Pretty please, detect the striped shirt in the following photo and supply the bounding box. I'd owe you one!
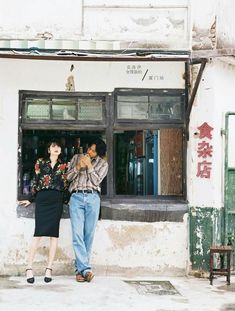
[66,154,108,193]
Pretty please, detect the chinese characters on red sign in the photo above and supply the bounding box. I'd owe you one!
[196,122,214,179]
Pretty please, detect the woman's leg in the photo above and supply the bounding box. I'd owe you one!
[45,237,58,277]
[26,236,41,277]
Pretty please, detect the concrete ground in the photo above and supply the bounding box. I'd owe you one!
[0,274,235,311]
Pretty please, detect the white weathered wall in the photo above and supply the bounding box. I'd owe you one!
[0,0,83,39]
[191,0,235,50]
[191,0,217,50]
[83,0,189,49]
[1,0,235,51]
[216,0,235,48]
[188,58,235,208]
[0,57,188,276]
[0,0,190,50]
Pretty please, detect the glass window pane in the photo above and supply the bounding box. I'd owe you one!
[149,96,182,120]
[52,99,76,120]
[114,129,183,196]
[78,98,103,120]
[25,99,50,120]
[117,96,148,119]
[117,94,183,121]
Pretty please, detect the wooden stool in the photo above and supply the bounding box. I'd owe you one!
[209,245,232,285]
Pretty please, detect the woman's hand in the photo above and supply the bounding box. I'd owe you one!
[18,200,31,207]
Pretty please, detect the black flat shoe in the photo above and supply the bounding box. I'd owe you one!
[44,267,52,283]
[26,268,35,284]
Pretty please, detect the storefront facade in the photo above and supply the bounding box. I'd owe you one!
[0,56,189,275]
[1,0,235,276]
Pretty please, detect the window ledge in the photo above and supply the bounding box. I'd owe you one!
[100,200,188,222]
[17,200,188,222]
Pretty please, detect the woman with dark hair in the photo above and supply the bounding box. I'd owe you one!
[19,140,67,284]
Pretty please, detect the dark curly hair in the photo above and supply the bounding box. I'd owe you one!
[88,138,107,158]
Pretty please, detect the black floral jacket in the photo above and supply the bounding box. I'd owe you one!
[29,158,68,201]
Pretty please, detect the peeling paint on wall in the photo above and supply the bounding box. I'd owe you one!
[190,207,223,271]
[0,0,83,40]
[192,19,216,50]
[84,6,189,49]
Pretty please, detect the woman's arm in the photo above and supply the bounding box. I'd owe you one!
[18,159,42,207]
[29,158,42,202]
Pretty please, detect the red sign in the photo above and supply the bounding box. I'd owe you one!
[197,122,214,140]
[197,141,213,158]
[196,161,212,178]
[196,122,214,179]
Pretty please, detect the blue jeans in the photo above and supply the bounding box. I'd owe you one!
[69,192,100,277]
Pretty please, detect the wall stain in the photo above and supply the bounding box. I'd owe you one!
[107,225,155,249]
[131,17,157,27]
[37,246,49,257]
[37,247,69,261]
[54,247,70,261]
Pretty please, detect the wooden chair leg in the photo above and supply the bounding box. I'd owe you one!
[220,254,224,269]
[227,253,231,285]
[209,252,214,285]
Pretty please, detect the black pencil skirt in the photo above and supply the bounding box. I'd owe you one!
[34,190,63,238]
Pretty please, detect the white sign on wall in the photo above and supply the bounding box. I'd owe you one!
[0,58,185,94]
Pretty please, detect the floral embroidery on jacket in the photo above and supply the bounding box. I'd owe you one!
[31,158,68,195]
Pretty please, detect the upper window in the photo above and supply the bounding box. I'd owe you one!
[115,89,184,122]
[23,95,105,122]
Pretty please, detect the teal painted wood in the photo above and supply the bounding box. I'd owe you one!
[189,207,222,271]
[224,113,235,267]
[227,170,235,212]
